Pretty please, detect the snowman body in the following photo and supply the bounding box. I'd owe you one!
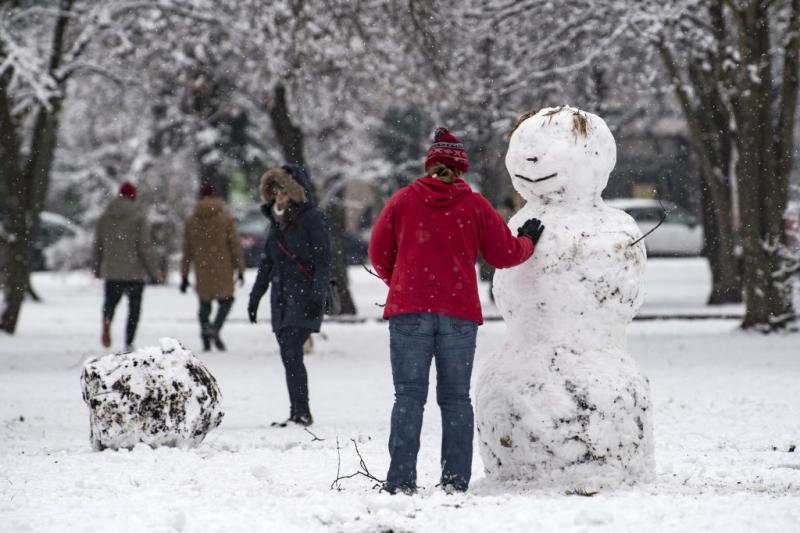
[476,107,654,489]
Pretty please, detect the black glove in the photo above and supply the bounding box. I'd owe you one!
[303,299,323,320]
[517,218,545,245]
[179,276,189,294]
[248,301,258,324]
[237,272,245,287]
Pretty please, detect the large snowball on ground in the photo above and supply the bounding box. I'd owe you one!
[81,338,223,451]
[476,106,653,490]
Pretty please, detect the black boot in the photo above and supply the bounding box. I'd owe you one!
[291,403,313,426]
[291,412,313,426]
[201,334,211,352]
[211,330,226,351]
[211,297,233,352]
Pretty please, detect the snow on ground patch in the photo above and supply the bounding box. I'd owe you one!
[0,265,798,532]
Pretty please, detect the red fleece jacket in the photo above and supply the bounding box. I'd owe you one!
[368,176,534,324]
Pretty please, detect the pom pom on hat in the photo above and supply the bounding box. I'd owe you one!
[434,127,451,142]
[118,181,138,200]
[425,127,469,173]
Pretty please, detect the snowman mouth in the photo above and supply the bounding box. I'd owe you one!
[515,172,558,183]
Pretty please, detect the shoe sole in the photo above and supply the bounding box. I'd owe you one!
[270,420,312,427]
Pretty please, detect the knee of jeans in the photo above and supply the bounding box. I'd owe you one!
[394,382,429,404]
[436,387,471,406]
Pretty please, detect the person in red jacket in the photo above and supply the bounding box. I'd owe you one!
[369,127,545,494]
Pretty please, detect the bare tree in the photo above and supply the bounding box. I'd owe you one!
[652,1,743,304]
[0,0,201,333]
[640,0,800,329]
[1,0,75,333]
[731,0,800,329]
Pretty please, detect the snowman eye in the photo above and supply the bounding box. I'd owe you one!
[527,157,539,163]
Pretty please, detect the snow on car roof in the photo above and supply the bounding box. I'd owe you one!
[604,198,678,210]
[39,210,78,229]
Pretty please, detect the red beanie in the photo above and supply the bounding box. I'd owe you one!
[425,127,469,174]
[118,181,137,200]
[200,183,217,198]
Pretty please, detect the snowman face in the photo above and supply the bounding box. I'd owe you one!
[506,107,616,203]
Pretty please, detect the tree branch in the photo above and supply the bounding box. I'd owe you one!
[499,20,630,98]
[330,437,384,491]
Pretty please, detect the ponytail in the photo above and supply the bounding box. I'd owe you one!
[427,164,463,184]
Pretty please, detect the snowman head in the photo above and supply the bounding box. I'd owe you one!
[506,106,616,205]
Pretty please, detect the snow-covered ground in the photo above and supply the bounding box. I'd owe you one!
[1,258,798,532]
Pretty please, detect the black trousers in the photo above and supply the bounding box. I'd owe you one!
[198,296,234,336]
[276,326,313,416]
[102,280,144,346]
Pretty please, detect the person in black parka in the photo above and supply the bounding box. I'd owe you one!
[248,164,332,427]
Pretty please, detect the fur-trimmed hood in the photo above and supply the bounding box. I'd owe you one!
[259,164,314,206]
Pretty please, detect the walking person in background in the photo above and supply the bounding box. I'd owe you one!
[248,164,331,427]
[368,128,545,494]
[93,181,164,351]
[180,184,246,351]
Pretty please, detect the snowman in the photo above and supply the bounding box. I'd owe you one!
[475,106,654,489]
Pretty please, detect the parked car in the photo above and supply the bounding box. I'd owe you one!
[605,198,704,257]
[236,207,369,268]
[34,211,92,271]
[237,208,270,268]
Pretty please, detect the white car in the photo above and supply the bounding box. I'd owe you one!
[605,198,704,257]
[36,211,92,271]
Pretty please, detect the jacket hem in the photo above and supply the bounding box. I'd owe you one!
[382,306,483,326]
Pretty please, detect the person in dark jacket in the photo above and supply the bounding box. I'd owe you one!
[368,128,545,494]
[248,164,331,427]
[93,181,164,351]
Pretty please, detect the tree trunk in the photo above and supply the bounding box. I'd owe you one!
[0,48,28,333]
[656,1,743,305]
[733,0,797,330]
[696,117,741,305]
[325,176,357,315]
[0,1,73,333]
[701,181,742,304]
[268,83,306,167]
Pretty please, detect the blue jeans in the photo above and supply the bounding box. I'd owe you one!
[386,313,479,492]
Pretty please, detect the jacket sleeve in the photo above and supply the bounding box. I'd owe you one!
[249,235,273,305]
[367,192,399,285]
[137,216,162,279]
[306,210,332,303]
[180,220,193,279]
[477,195,534,269]
[227,216,246,274]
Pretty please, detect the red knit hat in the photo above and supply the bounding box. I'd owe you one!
[118,181,137,200]
[425,127,469,174]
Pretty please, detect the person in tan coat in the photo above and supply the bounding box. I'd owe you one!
[93,181,164,351]
[180,184,246,351]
